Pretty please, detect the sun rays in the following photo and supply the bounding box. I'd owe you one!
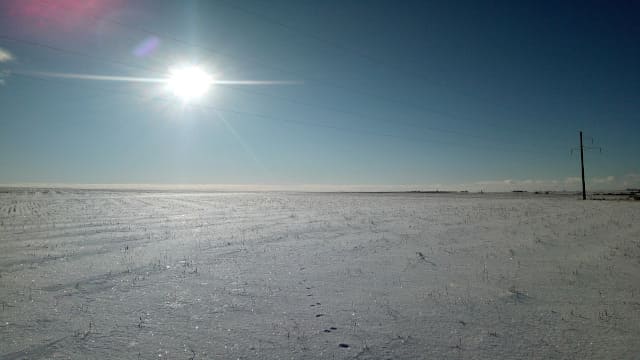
[11,66,299,104]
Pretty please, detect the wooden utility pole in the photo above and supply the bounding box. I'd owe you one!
[572,131,602,200]
[580,131,586,200]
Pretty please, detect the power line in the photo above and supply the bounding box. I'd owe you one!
[222,85,549,147]
[210,0,573,141]
[32,0,571,143]
[0,33,565,152]
[215,0,445,86]
[9,70,557,159]
[0,35,156,74]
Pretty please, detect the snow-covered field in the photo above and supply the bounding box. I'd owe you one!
[1,189,639,359]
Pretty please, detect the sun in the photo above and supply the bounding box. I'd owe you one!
[166,65,212,102]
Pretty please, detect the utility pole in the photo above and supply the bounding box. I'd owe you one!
[580,131,586,200]
[571,131,602,200]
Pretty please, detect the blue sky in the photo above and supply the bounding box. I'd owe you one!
[0,0,638,190]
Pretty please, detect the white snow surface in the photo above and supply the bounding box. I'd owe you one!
[0,189,639,358]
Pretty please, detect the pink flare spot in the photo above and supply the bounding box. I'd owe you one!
[1,0,123,32]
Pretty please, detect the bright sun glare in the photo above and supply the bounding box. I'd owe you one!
[166,65,212,102]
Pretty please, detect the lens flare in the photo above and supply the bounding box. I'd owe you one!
[133,36,160,57]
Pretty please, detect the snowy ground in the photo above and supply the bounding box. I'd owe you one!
[1,189,639,359]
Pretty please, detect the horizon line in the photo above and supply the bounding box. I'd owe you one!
[0,182,633,193]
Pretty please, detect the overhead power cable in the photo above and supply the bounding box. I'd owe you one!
[33,0,571,144]
[10,69,560,160]
[0,33,564,152]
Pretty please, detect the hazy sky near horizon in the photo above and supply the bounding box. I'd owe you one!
[0,0,638,190]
